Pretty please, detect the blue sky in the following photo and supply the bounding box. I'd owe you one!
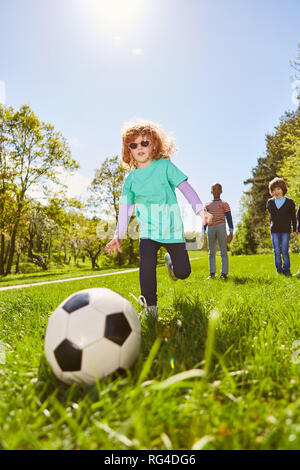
[0,0,299,227]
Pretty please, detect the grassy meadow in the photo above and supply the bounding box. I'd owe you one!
[0,252,299,450]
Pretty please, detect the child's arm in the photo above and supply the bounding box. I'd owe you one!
[106,204,134,255]
[116,204,135,239]
[225,211,234,243]
[291,200,297,238]
[177,180,213,225]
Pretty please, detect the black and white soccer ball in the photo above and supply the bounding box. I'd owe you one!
[44,288,141,385]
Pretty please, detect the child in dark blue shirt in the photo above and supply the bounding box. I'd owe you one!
[266,178,297,276]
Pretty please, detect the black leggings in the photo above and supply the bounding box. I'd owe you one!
[139,238,191,306]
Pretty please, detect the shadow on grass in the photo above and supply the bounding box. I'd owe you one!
[230,275,273,285]
[160,293,255,379]
[36,353,131,405]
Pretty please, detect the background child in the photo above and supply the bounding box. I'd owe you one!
[204,183,234,279]
[106,119,212,318]
[266,177,297,276]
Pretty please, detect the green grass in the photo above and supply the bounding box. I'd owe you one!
[0,251,203,288]
[0,253,299,450]
[0,263,142,288]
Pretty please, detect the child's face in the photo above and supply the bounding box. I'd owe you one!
[128,134,154,168]
[211,185,222,199]
[271,186,284,198]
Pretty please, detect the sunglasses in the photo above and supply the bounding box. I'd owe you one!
[128,140,151,150]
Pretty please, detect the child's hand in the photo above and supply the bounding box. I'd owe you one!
[293,232,298,239]
[227,233,233,243]
[106,236,122,255]
[198,210,213,226]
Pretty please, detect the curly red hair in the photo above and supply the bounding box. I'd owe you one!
[121,119,177,169]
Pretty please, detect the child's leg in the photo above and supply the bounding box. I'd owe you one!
[139,238,161,306]
[281,232,291,274]
[207,226,217,274]
[165,242,191,279]
[216,224,228,274]
[271,233,283,273]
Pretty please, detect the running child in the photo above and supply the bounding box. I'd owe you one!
[266,177,297,276]
[106,119,212,318]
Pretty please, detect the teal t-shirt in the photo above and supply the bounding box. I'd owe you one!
[120,158,188,243]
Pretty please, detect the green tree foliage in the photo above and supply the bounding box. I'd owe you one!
[279,134,300,203]
[81,218,106,269]
[230,212,259,255]
[88,155,126,224]
[0,104,79,275]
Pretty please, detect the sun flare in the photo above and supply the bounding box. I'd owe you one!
[90,0,141,28]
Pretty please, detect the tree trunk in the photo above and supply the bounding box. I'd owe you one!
[5,202,23,275]
[4,242,10,265]
[15,253,20,274]
[28,249,48,270]
[128,238,134,265]
[26,236,48,270]
[47,235,52,262]
[0,233,5,275]
[88,253,97,269]
[5,224,18,275]
[87,246,102,269]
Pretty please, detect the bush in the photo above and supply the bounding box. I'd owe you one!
[230,215,258,255]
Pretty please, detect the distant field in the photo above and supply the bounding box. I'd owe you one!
[0,253,299,450]
[0,252,204,288]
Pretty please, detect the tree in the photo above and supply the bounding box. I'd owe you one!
[88,156,128,265]
[0,104,79,275]
[279,132,300,203]
[88,155,126,224]
[67,212,87,264]
[81,218,105,269]
[24,201,50,270]
[230,212,259,255]
[44,194,83,264]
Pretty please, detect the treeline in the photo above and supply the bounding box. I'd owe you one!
[0,104,140,276]
[231,45,300,255]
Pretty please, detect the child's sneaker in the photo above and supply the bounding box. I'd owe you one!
[144,305,159,319]
[164,253,178,281]
[130,294,158,319]
[206,273,216,280]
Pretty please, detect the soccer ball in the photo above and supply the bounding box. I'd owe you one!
[44,288,141,385]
